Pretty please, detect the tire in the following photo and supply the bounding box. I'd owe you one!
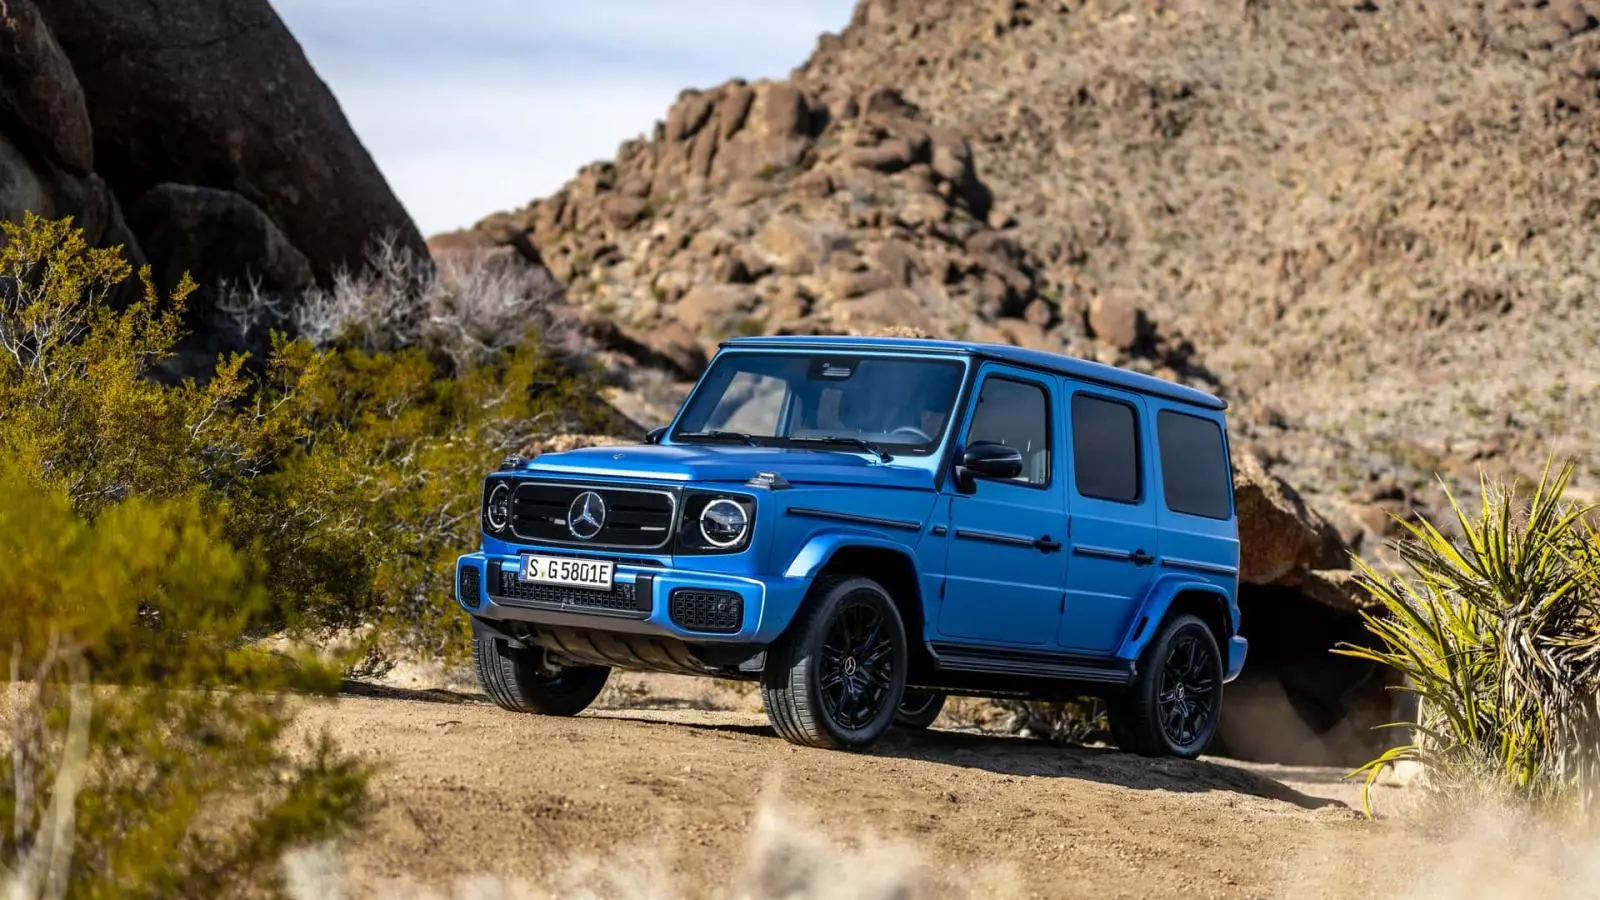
[472,637,610,716]
[894,689,946,730]
[1107,613,1224,759]
[761,575,909,750]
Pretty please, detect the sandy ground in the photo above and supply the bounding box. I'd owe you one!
[285,672,1481,900]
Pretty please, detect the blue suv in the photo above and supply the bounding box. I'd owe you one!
[456,335,1246,757]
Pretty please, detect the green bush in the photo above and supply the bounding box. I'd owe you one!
[1338,459,1600,817]
[0,212,622,662]
[0,469,368,898]
[0,211,624,895]
[253,338,621,659]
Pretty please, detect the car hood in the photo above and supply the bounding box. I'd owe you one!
[521,443,938,490]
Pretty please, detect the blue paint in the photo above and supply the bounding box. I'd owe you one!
[458,336,1246,746]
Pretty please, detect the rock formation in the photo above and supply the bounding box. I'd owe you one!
[0,0,424,358]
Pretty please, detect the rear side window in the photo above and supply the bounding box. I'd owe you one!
[1071,394,1140,503]
[1156,410,1231,519]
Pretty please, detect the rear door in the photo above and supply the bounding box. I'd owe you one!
[1057,384,1161,654]
[937,364,1066,646]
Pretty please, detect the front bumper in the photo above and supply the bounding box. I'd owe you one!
[455,551,803,644]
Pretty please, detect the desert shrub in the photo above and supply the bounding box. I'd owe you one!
[0,212,322,518]
[220,236,567,372]
[0,213,625,664]
[1338,459,1600,817]
[252,338,623,660]
[0,468,368,899]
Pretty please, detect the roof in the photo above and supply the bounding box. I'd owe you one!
[719,334,1227,411]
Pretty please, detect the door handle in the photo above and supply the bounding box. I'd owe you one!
[1131,549,1155,567]
[1034,535,1062,553]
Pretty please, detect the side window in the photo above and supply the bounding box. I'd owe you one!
[967,376,1050,485]
[1157,409,1231,519]
[1071,394,1141,503]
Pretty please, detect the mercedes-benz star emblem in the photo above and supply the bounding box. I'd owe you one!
[566,491,606,540]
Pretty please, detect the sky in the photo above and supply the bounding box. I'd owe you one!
[270,1,857,237]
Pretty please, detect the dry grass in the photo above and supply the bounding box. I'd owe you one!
[218,239,567,373]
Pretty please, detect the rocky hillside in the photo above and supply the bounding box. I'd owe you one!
[0,0,425,354]
[456,0,1600,566]
[443,0,1600,761]
[796,0,1600,531]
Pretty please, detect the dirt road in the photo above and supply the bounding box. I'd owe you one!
[283,672,1510,900]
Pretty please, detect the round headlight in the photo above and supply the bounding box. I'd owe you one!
[485,483,511,532]
[699,498,749,548]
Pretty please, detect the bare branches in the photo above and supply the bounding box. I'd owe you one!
[4,635,92,900]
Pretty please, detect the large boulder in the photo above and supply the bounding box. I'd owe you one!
[126,184,315,296]
[1232,446,1348,586]
[0,130,141,265]
[0,0,94,174]
[35,0,427,282]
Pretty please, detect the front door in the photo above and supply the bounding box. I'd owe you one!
[937,365,1066,646]
[1057,384,1160,654]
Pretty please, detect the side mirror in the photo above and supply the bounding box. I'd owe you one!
[645,425,668,445]
[956,441,1023,492]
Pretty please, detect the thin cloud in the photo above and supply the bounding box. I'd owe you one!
[271,0,856,235]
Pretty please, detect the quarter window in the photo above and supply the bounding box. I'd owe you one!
[967,377,1051,485]
[1156,410,1231,519]
[1071,394,1141,503]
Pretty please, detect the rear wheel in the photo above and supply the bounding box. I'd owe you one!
[472,637,610,716]
[761,576,908,750]
[1107,614,1223,758]
[894,689,946,730]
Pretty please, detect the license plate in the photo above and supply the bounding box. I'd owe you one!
[518,555,613,591]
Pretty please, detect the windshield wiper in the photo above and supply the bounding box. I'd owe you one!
[789,436,893,462]
[677,429,762,447]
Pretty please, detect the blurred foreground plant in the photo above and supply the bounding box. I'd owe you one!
[1338,458,1600,817]
[0,471,368,898]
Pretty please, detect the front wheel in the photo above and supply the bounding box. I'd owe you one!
[894,689,946,730]
[761,575,909,750]
[1107,614,1223,758]
[472,637,610,716]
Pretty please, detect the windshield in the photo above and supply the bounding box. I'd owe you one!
[671,352,966,456]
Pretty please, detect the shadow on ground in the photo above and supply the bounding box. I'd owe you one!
[339,680,1346,812]
[340,680,485,705]
[594,707,1345,812]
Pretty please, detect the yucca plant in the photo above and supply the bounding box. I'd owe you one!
[1338,458,1600,817]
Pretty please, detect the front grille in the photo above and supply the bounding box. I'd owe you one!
[510,481,677,549]
[669,589,743,634]
[458,565,481,609]
[490,566,650,617]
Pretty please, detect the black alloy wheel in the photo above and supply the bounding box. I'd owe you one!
[473,637,611,717]
[761,575,908,750]
[894,689,947,730]
[1157,633,1218,748]
[1107,613,1224,758]
[818,600,897,730]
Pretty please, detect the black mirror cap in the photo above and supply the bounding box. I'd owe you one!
[645,425,668,445]
[961,441,1023,479]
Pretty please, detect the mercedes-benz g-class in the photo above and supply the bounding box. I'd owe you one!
[456,335,1245,756]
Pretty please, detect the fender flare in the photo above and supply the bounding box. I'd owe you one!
[782,528,923,581]
[1115,573,1237,664]
[753,529,925,642]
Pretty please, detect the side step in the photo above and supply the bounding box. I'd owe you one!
[929,641,1135,686]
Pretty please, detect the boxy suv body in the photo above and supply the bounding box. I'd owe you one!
[456,335,1246,756]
